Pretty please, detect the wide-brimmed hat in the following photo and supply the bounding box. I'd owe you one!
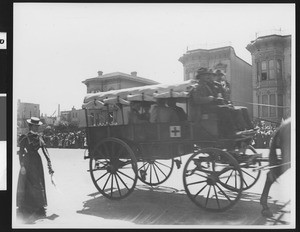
[195,67,215,79]
[214,69,225,76]
[26,117,43,126]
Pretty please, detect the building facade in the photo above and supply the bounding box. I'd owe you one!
[82,71,158,94]
[178,46,253,117]
[60,107,86,128]
[17,99,40,134]
[81,71,159,127]
[246,34,291,123]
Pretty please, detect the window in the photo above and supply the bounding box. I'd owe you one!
[261,61,267,81]
[269,94,276,117]
[269,60,275,79]
[276,59,282,79]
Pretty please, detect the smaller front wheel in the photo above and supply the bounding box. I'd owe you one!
[137,158,174,186]
[183,148,243,212]
[233,145,262,190]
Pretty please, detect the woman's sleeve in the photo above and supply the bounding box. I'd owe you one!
[40,136,54,175]
[18,135,26,166]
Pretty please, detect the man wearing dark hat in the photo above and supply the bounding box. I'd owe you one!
[213,69,256,131]
[213,69,231,102]
[17,117,55,222]
[191,67,241,138]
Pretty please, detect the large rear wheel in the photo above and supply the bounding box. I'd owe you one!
[89,138,138,200]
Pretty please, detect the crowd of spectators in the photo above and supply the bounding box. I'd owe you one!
[251,120,278,148]
[42,130,86,149]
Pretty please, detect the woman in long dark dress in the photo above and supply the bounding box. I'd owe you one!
[17,117,55,220]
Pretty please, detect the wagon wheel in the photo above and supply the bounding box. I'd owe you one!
[137,158,174,186]
[183,148,243,212]
[89,138,138,200]
[234,145,262,190]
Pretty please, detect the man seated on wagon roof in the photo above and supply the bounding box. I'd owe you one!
[191,67,248,139]
[213,69,255,131]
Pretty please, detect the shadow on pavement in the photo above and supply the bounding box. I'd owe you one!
[77,185,287,226]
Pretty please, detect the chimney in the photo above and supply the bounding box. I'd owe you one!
[131,71,137,77]
[98,71,103,76]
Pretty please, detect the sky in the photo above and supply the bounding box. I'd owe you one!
[13,3,295,116]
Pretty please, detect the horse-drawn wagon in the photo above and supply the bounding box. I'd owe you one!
[82,80,266,212]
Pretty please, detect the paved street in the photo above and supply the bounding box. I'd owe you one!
[12,148,294,228]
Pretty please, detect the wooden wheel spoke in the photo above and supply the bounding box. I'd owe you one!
[138,162,148,171]
[117,170,135,181]
[192,171,208,179]
[217,180,239,191]
[242,176,249,188]
[144,163,150,173]
[213,185,220,209]
[102,173,112,191]
[110,174,114,197]
[152,163,160,183]
[193,184,208,199]
[150,164,153,183]
[95,171,109,182]
[225,170,234,185]
[155,160,172,169]
[205,185,211,207]
[114,174,122,197]
[153,162,168,178]
[116,172,130,190]
[215,183,232,202]
[187,180,207,186]
[235,170,237,189]
[241,169,256,179]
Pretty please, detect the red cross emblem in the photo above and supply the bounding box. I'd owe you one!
[170,126,181,138]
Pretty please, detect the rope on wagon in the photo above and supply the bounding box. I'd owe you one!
[252,162,291,172]
[231,100,291,108]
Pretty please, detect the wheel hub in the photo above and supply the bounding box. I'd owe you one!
[107,164,117,174]
[207,174,218,185]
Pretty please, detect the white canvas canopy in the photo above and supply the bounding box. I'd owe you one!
[83,80,196,109]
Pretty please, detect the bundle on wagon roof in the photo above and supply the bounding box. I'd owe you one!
[82,80,195,109]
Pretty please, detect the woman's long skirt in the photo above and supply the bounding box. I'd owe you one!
[16,151,47,213]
